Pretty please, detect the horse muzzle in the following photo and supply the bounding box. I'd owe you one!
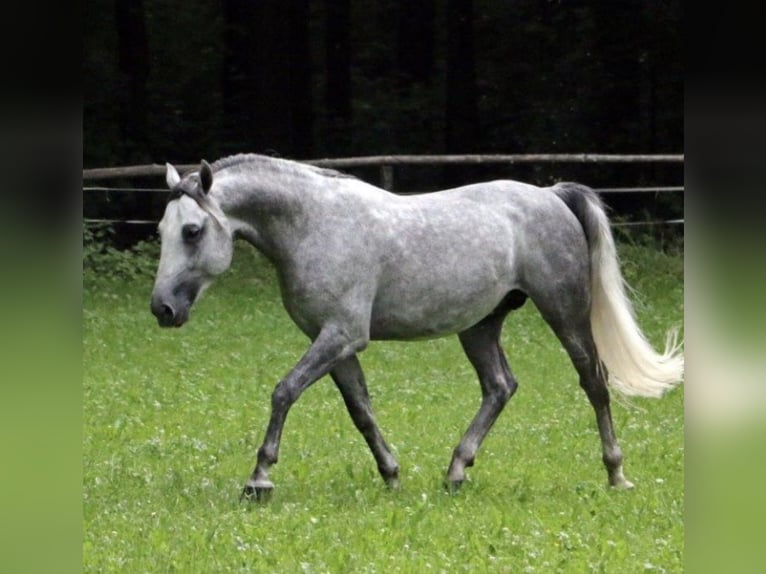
[150,273,206,327]
[151,294,191,327]
[150,285,197,328]
[150,297,189,328]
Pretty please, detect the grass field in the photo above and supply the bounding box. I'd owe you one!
[83,241,684,573]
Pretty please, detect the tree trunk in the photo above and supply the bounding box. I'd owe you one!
[115,0,149,160]
[222,0,313,157]
[325,0,352,154]
[288,0,313,158]
[589,3,644,153]
[222,0,258,153]
[397,0,435,87]
[445,0,478,154]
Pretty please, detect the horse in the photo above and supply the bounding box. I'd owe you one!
[150,153,683,501]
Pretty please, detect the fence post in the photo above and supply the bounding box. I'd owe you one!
[381,165,394,191]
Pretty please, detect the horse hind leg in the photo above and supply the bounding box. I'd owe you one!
[570,329,633,488]
[539,303,634,489]
[331,355,400,488]
[447,314,518,490]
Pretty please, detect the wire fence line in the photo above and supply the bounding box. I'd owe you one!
[83,187,684,228]
[83,185,684,195]
[83,154,684,228]
[83,218,685,228]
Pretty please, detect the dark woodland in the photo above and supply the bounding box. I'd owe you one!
[84,0,682,225]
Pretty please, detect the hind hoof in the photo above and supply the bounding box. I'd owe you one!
[240,478,274,503]
[608,474,635,490]
[611,479,635,490]
[607,465,635,490]
[385,476,401,490]
[444,478,463,494]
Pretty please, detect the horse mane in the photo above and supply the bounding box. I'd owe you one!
[210,153,356,181]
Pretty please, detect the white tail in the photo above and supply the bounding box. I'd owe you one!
[554,183,684,398]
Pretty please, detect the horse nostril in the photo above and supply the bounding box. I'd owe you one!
[151,298,176,324]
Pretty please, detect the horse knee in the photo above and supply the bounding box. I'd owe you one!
[271,382,295,411]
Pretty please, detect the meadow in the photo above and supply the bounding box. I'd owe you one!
[83,240,684,573]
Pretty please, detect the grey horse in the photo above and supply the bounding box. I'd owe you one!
[150,154,683,501]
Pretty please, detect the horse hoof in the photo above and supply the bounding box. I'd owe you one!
[444,479,463,494]
[385,476,401,490]
[609,478,635,490]
[240,479,274,503]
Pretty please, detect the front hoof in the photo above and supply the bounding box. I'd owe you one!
[240,478,274,503]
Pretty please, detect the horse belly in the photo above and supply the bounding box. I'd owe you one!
[369,267,512,340]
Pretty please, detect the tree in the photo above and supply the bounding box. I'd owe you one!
[588,3,646,153]
[324,0,352,154]
[445,0,478,153]
[115,0,149,161]
[394,0,436,154]
[287,0,313,157]
[222,0,313,157]
[397,0,435,88]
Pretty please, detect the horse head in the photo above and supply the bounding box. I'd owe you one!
[150,161,233,327]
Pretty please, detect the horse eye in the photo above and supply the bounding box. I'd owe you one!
[182,224,202,243]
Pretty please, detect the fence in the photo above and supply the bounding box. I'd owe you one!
[83,154,684,228]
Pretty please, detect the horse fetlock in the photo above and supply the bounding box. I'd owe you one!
[446,456,470,485]
[602,447,624,471]
[452,443,476,467]
[379,460,399,480]
[254,444,279,466]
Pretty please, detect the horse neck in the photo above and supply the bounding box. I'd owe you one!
[213,168,312,260]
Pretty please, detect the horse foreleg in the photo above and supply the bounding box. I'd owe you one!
[331,355,400,488]
[242,324,367,502]
[447,316,517,490]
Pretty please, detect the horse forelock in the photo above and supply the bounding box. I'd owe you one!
[168,175,202,204]
[166,178,228,232]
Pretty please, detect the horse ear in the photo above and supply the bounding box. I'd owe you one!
[166,163,181,189]
[199,160,213,193]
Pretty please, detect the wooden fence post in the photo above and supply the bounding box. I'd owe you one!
[381,165,394,191]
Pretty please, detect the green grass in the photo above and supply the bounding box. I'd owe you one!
[83,242,684,573]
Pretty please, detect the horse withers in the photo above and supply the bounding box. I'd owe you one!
[150,154,683,501]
